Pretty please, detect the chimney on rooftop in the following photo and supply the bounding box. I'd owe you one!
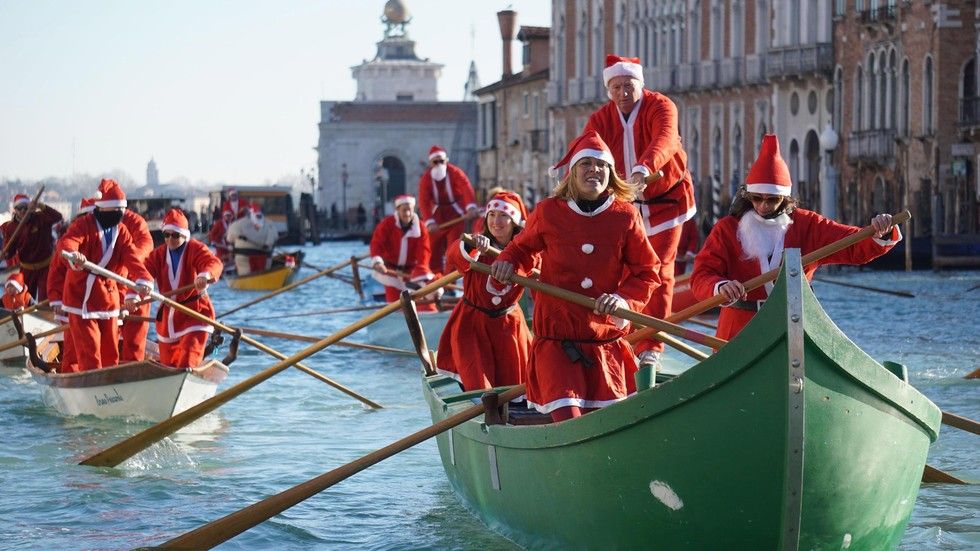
[497,10,516,78]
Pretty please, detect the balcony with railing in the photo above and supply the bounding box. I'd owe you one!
[720,57,744,87]
[846,129,897,163]
[699,59,720,88]
[745,54,766,84]
[677,62,700,90]
[860,5,897,25]
[765,43,834,79]
[959,97,980,128]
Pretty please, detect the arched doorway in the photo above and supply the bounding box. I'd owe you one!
[803,130,821,211]
[375,156,406,221]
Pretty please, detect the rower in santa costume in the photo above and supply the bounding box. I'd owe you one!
[583,54,696,370]
[61,180,152,371]
[2,272,32,310]
[491,131,661,422]
[226,203,278,275]
[1,192,64,301]
[145,209,224,368]
[207,208,235,266]
[416,145,479,274]
[369,194,440,311]
[118,185,155,362]
[47,197,96,372]
[691,134,901,342]
[436,192,536,391]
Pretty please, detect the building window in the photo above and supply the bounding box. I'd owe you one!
[868,53,877,129]
[855,66,864,130]
[924,56,934,134]
[834,66,843,131]
[522,42,531,67]
[789,0,800,46]
[888,50,897,129]
[899,59,909,136]
[731,0,744,57]
[755,0,768,54]
[835,0,845,17]
[396,93,413,101]
[523,92,529,117]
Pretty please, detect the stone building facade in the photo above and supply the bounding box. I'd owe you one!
[316,2,477,227]
[474,12,551,206]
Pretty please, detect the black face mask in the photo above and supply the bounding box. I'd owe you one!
[94,209,123,228]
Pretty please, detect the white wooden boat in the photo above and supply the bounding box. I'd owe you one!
[25,336,230,422]
[364,308,450,349]
[0,309,57,375]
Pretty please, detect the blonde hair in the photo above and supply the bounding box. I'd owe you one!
[552,158,638,202]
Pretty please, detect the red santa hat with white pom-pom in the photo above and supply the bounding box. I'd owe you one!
[93,178,128,208]
[393,194,416,209]
[485,191,528,227]
[547,130,616,180]
[10,193,29,211]
[428,145,448,161]
[745,134,793,196]
[5,272,24,292]
[161,208,191,238]
[602,54,644,87]
[77,197,96,215]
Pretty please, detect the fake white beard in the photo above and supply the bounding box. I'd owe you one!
[430,164,447,181]
[737,211,792,261]
[250,213,264,229]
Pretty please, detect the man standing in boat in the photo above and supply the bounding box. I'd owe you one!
[416,145,479,274]
[583,54,696,372]
[47,197,97,373]
[118,183,155,362]
[60,179,152,370]
[207,208,235,266]
[691,135,900,341]
[226,203,278,276]
[222,187,247,220]
[369,194,440,311]
[145,209,224,368]
[1,192,64,301]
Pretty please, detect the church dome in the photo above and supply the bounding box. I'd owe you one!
[383,1,408,23]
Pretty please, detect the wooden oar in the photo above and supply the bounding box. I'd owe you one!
[966,367,980,380]
[77,271,461,468]
[941,411,980,436]
[258,304,384,321]
[349,255,365,300]
[430,213,470,234]
[0,324,66,354]
[687,316,718,330]
[626,210,913,344]
[966,282,980,293]
[812,276,915,298]
[0,299,50,326]
[128,280,203,309]
[157,383,526,549]
[237,327,415,356]
[922,464,967,485]
[466,261,725,350]
[0,186,44,259]
[66,253,381,411]
[218,256,364,318]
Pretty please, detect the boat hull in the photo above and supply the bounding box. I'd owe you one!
[226,250,304,291]
[27,359,228,422]
[0,310,57,373]
[423,251,940,550]
[366,309,449,349]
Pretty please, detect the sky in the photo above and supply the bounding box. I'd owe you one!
[0,0,551,186]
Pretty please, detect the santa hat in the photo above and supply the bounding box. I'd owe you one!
[77,197,96,215]
[603,54,644,87]
[485,191,528,227]
[745,134,793,196]
[5,272,24,292]
[221,206,234,219]
[93,178,127,208]
[428,145,448,161]
[10,193,29,210]
[161,208,190,238]
[548,130,616,179]
[248,202,263,215]
[393,194,416,209]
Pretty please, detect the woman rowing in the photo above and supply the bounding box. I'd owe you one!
[691,134,900,341]
[490,131,661,422]
[436,191,535,391]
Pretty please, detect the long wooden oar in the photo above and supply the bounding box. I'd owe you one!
[922,464,967,484]
[941,411,980,436]
[627,210,912,344]
[966,367,980,380]
[238,326,415,356]
[812,276,915,298]
[0,299,50,325]
[0,324,66,354]
[77,271,461,468]
[258,304,384,321]
[66,254,381,411]
[158,383,525,549]
[431,213,470,233]
[218,256,364,318]
[466,262,725,350]
[0,186,44,259]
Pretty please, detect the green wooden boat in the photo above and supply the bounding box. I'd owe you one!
[422,250,941,550]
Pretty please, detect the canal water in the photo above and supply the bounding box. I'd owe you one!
[0,241,976,550]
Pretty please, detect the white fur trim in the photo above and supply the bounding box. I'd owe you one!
[486,198,522,225]
[570,148,616,170]
[161,223,191,238]
[5,280,23,292]
[603,61,644,86]
[641,204,697,236]
[631,165,651,177]
[94,199,127,208]
[872,226,902,246]
[429,150,448,161]
[745,183,791,196]
[528,395,628,414]
[394,196,416,209]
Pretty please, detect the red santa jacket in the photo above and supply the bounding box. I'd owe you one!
[145,239,223,343]
[497,196,662,342]
[207,218,232,254]
[417,164,477,227]
[59,216,152,319]
[3,289,32,310]
[1,204,63,268]
[369,214,434,282]
[584,89,696,236]
[120,209,154,301]
[47,237,70,318]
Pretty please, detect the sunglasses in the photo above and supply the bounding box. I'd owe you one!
[431,159,446,165]
[13,205,27,211]
[162,231,184,239]
[747,194,783,206]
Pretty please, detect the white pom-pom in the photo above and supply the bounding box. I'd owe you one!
[93,191,103,200]
[548,166,559,179]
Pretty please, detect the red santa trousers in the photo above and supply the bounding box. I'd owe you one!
[68,314,119,371]
[634,225,683,355]
[58,331,77,373]
[120,301,150,362]
[159,331,209,368]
